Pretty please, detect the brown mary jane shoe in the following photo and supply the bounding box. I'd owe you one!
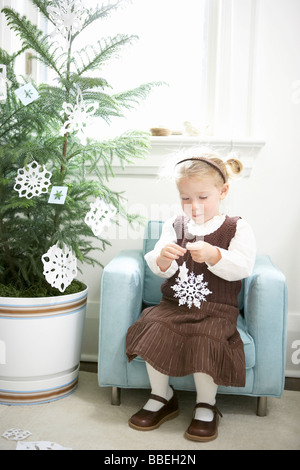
[185,403,223,442]
[128,389,179,431]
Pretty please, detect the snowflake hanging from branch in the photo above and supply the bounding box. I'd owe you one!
[171,263,212,309]
[60,89,99,145]
[47,0,85,47]
[85,197,117,236]
[14,161,52,199]
[41,243,78,293]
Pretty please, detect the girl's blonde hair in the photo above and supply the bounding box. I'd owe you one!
[175,151,243,188]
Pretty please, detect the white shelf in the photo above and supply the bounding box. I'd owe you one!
[106,136,265,178]
[149,135,265,147]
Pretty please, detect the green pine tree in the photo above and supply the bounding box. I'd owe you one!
[0,0,160,296]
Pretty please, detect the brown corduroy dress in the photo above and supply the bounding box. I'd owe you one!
[126,215,246,387]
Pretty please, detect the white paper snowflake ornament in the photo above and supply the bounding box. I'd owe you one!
[41,243,77,293]
[171,270,212,309]
[16,441,72,451]
[85,198,117,237]
[14,161,52,199]
[47,0,85,47]
[15,83,40,106]
[2,428,32,442]
[60,89,99,144]
[48,186,69,205]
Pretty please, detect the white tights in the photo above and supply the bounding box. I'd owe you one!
[144,362,218,422]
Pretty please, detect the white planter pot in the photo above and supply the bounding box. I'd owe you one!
[0,287,88,405]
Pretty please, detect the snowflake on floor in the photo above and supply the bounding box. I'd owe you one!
[171,263,212,309]
[14,161,52,199]
[60,89,99,145]
[2,428,32,442]
[16,441,72,451]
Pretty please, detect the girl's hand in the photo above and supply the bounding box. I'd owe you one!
[156,243,187,272]
[186,241,221,266]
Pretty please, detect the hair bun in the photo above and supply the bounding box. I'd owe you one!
[226,158,243,176]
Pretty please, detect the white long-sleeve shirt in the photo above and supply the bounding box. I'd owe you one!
[144,214,256,282]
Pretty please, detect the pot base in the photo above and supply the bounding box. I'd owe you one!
[0,365,80,405]
[0,287,88,406]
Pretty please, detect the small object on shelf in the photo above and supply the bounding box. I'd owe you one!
[184,121,201,136]
[150,127,172,136]
[171,130,183,135]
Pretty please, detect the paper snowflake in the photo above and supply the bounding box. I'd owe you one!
[41,243,77,293]
[16,441,72,451]
[14,161,52,199]
[2,429,32,442]
[85,198,117,237]
[47,0,85,47]
[60,89,99,145]
[48,186,68,205]
[171,266,212,309]
[15,83,40,106]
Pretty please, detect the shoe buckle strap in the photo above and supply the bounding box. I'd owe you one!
[149,393,169,406]
[195,402,223,418]
[149,385,174,406]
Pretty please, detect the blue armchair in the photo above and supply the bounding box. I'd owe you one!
[98,221,288,416]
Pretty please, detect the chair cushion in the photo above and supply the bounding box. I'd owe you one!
[237,315,255,369]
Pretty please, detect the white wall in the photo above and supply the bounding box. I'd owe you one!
[246,0,300,376]
[250,0,300,310]
[80,0,300,377]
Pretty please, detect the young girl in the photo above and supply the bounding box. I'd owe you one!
[126,152,256,442]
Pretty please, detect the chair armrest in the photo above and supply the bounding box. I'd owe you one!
[244,255,288,397]
[98,249,144,387]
